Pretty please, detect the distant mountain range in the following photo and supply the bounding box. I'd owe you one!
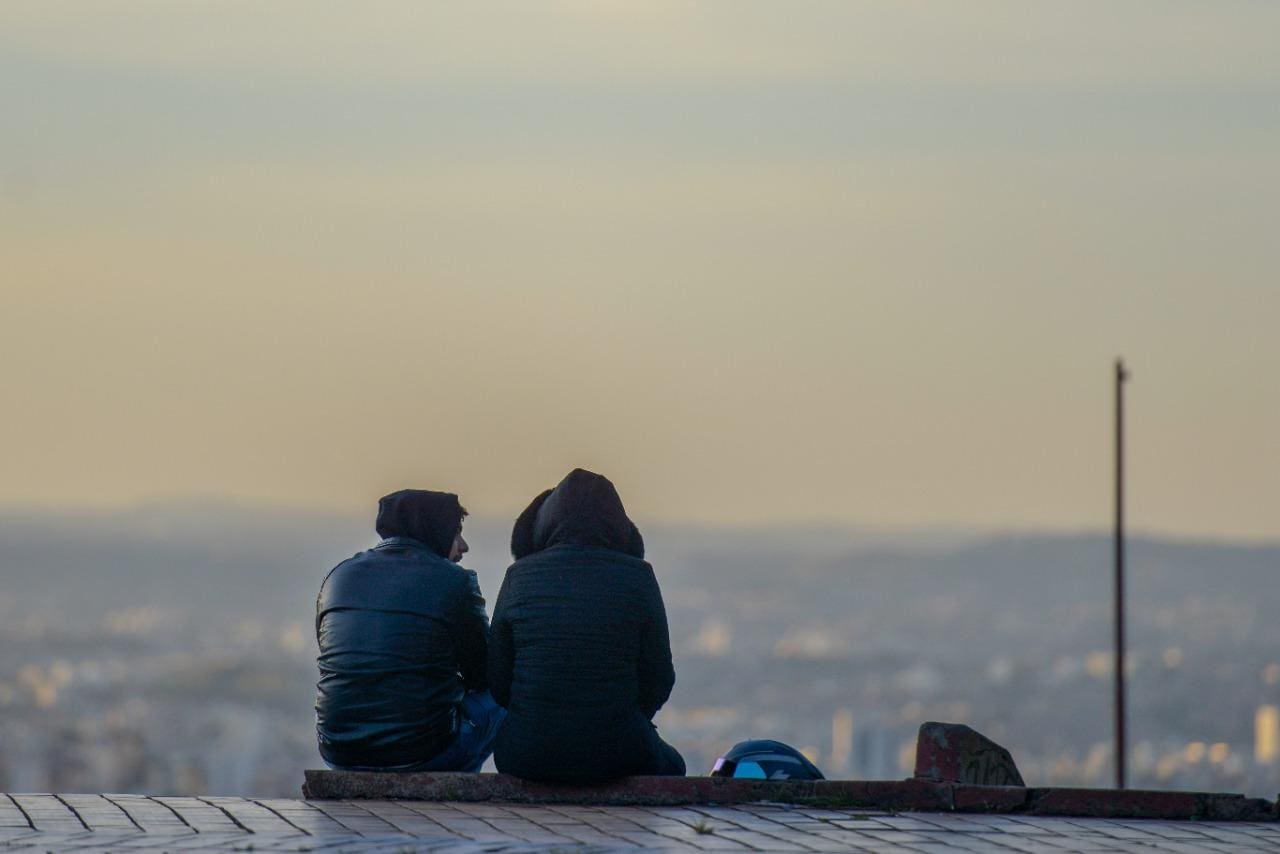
[2,502,1275,653]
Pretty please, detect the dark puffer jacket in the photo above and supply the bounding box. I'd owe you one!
[488,469,682,782]
[315,490,488,768]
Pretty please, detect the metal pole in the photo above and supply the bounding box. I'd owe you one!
[1114,358,1129,789]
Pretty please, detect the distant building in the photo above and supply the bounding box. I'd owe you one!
[829,708,853,775]
[1255,705,1279,764]
[854,726,898,780]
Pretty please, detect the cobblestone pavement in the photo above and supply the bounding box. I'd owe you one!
[3,794,1280,852]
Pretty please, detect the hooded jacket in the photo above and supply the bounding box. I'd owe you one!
[375,489,465,558]
[488,469,678,782]
[315,490,489,768]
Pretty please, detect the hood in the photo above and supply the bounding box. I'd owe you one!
[375,489,466,559]
[511,469,644,560]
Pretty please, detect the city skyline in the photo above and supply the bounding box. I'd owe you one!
[3,505,1280,796]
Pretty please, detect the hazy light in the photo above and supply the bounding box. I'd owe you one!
[2,2,1278,539]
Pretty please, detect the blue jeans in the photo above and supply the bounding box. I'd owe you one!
[327,691,505,773]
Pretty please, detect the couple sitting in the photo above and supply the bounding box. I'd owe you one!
[314,468,686,782]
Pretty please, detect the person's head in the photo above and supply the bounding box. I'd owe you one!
[375,489,469,562]
[510,468,644,560]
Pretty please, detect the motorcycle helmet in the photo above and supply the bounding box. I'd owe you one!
[709,739,825,780]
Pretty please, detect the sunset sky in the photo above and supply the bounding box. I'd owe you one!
[2,2,1277,539]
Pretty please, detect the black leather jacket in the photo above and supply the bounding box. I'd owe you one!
[314,537,489,768]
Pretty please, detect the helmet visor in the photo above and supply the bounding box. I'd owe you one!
[711,753,813,780]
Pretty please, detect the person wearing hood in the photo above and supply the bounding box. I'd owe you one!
[315,489,504,771]
[488,469,685,782]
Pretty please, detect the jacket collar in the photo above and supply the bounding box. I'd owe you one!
[375,536,435,552]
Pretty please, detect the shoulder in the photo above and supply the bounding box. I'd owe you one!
[593,548,655,578]
[454,566,483,594]
[414,555,481,601]
[511,548,658,592]
[319,547,373,587]
[324,544,461,591]
[499,549,568,593]
[335,545,377,568]
[509,545,654,570]
[383,543,462,578]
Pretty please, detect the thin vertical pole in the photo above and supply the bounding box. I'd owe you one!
[1114,358,1129,790]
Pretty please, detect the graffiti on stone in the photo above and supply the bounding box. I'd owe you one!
[961,745,1025,787]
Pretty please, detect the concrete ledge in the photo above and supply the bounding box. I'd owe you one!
[1026,786,1275,821]
[302,771,1277,821]
[303,771,945,810]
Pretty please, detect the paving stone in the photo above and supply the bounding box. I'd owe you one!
[527,813,595,826]
[8,794,86,832]
[783,838,862,853]
[717,827,818,850]
[205,797,298,826]
[728,829,824,850]
[101,797,192,829]
[575,817,653,833]
[651,826,754,849]
[870,814,949,831]
[151,797,245,833]
[911,833,1013,852]
[451,803,521,817]
[997,817,1089,834]
[975,840,1077,854]
[867,829,932,842]
[965,832,1051,851]
[267,815,349,834]
[432,819,522,843]
[981,819,1057,835]
[1191,827,1280,846]
[542,825,630,844]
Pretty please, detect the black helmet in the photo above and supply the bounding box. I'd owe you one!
[710,739,825,780]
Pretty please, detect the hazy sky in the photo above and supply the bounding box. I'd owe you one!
[2,2,1277,539]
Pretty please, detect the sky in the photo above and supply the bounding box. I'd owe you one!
[1,1,1277,539]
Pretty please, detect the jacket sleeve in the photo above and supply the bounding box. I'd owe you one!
[637,565,676,719]
[450,568,491,691]
[487,568,515,708]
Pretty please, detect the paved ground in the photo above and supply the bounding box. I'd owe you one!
[4,794,1280,852]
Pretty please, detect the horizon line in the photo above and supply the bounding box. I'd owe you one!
[1,495,1277,549]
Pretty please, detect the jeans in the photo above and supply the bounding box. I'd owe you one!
[326,691,505,773]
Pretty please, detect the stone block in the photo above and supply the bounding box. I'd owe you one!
[913,721,1025,787]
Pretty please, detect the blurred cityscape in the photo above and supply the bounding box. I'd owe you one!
[1,503,1278,798]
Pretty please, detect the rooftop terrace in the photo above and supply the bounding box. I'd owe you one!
[5,778,1280,853]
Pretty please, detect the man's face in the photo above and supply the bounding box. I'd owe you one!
[449,529,469,563]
